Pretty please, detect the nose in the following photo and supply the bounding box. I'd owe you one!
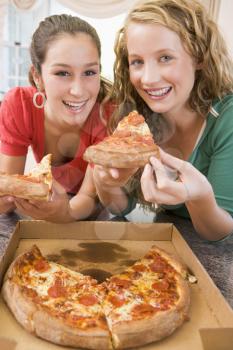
[141,61,160,86]
[69,77,84,96]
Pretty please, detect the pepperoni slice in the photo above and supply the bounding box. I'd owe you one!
[132,264,147,272]
[149,261,166,273]
[110,277,132,288]
[132,303,155,315]
[78,294,98,306]
[48,277,67,298]
[34,259,50,272]
[108,295,125,307]
[152,280,170,291]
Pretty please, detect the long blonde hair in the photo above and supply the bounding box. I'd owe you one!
[110,0,233,131]
[110,0,233,209]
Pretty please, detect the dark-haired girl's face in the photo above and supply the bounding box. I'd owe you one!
[39,33,100,129]
[126,22,197,119]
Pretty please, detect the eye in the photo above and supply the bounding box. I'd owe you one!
[129,59,143,67]
[84,70,98,76]
[55,71,70,77]
[160,55,172,63]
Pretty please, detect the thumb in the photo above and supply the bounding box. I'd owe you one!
[109,168,120,179]
[159,148,185,173]
[51,180,66,197]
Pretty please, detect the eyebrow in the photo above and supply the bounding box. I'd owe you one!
[128,49,177,57]
[51,62,99,68]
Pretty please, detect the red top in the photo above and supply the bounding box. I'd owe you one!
[0,86,113,194]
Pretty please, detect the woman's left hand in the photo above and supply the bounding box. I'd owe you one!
[141,148,213,205]
[13,180,69,221]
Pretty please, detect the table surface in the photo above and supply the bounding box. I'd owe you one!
[0,209,232,309]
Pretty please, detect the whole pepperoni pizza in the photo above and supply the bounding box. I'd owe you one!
[2,244,190,349]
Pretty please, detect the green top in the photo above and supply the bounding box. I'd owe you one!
[165,95,233,218]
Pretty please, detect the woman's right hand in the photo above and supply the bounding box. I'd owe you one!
[93,165,138,190]
[0,196,16,214]
[92,165,138,215]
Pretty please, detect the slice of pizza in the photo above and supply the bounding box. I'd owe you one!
[102,245,190,349]
[83,111,160,168]
[0,154,52,201]
[2,245,111,350]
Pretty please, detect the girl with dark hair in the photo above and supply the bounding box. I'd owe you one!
[0,14,113,222]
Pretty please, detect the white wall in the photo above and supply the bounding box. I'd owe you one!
[50,1,126,81]
[217,0,233,57]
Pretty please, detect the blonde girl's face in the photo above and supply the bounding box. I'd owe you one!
[126,22,197,118]
[39,33,100,129]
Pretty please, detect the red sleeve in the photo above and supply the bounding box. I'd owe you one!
[89,101,115,145]
[0,87,38,156]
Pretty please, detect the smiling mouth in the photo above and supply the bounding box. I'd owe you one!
[63,100,87,111]
[146,87,172,97]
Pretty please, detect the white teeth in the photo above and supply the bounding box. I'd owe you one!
[64,101,86,108]
[147,87,171,96]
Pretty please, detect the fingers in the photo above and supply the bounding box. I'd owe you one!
[142,156,190,204]
[51,180,66,195]
[109,168,120,179]
[14,198,39,211]
[0,196,14,203]
[157,148,187,173]
[94,165,137,187]
[141,164,158,203]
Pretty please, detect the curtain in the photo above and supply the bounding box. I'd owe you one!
[57,0,137,18]
[11,0,37,10]
[202,0,221,20]
[9,0,137,18]
[8,0,222,20]
[0,0,7,96]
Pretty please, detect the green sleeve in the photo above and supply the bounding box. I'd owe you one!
[207,98,233,216]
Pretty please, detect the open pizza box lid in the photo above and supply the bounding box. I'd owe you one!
[0,220,232,350]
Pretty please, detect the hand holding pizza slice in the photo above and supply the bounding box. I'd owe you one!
[0,154,52,201]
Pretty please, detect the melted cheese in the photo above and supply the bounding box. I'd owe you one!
[115,111,152,136]
[29,154,52,189]
[116,121,151,136]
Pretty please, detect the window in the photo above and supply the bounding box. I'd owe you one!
[1,1,48,93]
[0,0,125,95]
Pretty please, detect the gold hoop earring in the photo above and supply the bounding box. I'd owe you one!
[33,91,46,109]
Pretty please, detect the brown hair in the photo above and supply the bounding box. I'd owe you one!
[29,14,111,102]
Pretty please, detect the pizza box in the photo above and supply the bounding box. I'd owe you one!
[0,220,232,350]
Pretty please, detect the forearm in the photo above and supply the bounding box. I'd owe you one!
[186,194,233,241]
[45,194,97,223]
[95,183,129,215]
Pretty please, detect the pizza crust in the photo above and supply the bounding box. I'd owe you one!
[83,147,159,168]
[0,154,52,201]
[111,305,188,349]
[0,175,50,200]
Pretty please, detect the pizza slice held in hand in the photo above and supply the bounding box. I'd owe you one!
[0,154,52,201]
[83,111,160,168]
